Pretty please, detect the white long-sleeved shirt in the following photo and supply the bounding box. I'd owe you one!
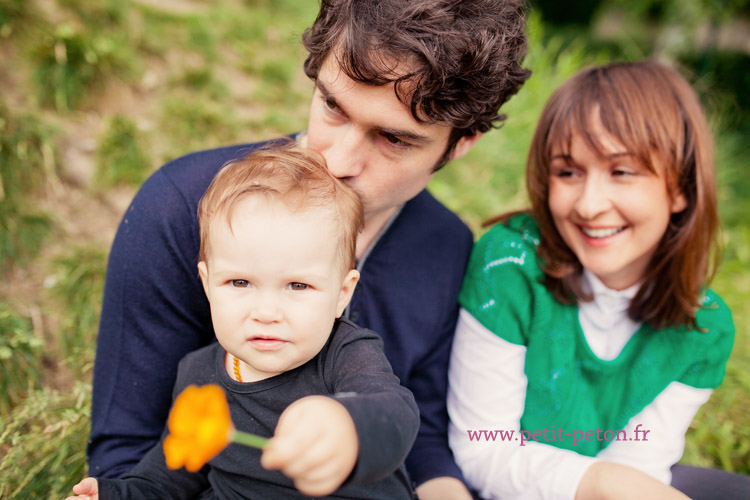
[448,271,711,500]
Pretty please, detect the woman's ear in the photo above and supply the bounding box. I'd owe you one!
[671,191,688,213]
[335,269,360,318]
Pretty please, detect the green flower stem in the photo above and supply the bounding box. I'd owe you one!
[232,430,268,449]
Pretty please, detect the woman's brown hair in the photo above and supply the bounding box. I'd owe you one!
[525,61,719,329]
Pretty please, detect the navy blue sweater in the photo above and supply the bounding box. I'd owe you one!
[89,139,474,487]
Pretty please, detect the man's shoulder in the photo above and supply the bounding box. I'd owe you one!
[385,189,473,260]
[404,190,472,237]
[152,139,287,200]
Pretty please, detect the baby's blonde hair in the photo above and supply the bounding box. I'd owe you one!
[198,144,363,274]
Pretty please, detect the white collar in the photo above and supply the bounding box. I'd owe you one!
[579,270,642,360]
[583,269,639,313]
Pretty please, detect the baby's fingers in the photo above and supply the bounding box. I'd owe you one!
[64,477,98,500]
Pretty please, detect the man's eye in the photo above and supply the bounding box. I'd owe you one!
[231,280,249,288]
[383,133,407,146]
[288,282,308,291]
[323,96,339,112]
[381,132,412,151]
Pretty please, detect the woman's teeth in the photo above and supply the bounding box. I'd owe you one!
[581,226,624,238]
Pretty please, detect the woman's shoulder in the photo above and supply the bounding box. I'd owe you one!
[690,289,735,353]
[466,213,544,283]
[696,289,733,330]
[476,212,541,247]
[670,289,735,389]
[460,214,555,338]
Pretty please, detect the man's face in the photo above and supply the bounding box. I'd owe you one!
[304,56,475,224]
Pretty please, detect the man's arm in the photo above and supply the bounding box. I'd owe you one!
[88,166,214,478]
[405,307,474,500]
[88,143,270,477]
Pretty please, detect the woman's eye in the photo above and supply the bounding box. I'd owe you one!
[612,168,634,177]
[288,282,308,291]
[551,168,576,178]
[230,280,249,288]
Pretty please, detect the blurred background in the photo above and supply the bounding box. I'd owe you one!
[0,0,747,496]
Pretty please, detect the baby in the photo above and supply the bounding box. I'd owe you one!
[68,146,419,499]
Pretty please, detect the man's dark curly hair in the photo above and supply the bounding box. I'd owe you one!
[302,0,531,167]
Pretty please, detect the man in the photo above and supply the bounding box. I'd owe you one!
[88,1,530,498]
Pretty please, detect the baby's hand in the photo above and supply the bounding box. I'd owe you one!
[261,395,358,496]
[64,477,99,500]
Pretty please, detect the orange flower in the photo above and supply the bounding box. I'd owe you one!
[163,384,233,472]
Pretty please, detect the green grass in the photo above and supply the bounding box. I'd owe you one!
[30,14,137,111]
[49,246,107,369]
[0,304,43,416]
[0,206,51,273]
[95,115,152,189]
[159,94,240,161]
[0,103,55,270]
[0,383,91,498]
[0,0,27,38]
[57,0,130,28]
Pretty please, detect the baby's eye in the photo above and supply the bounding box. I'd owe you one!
[231,280,250,288]
[288,282,309,291]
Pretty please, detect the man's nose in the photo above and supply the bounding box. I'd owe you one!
[324,128,366,179]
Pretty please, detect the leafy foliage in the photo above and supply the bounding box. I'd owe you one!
[0,103,54,270]
[0,304,43,416]
[96,115,151,188]
[31,23,134,111]
[0,384,90,498]
[49,246,107,367]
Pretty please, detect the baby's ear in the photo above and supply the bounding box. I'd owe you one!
[197,261,210,298]
[335,269,360,318]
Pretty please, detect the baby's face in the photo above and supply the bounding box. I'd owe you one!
[198,196,358,382]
